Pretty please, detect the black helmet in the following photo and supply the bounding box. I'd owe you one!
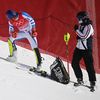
[6,10,18,20]
[76,11,88,20]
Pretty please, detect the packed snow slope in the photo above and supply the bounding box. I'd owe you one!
[0,40,100,100]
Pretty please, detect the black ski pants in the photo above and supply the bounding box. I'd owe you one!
[71,48,96,82]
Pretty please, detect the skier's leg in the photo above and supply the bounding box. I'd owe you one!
[23,33,42,70]
[8,38,14,57]
[33,48,42,68]
[7,38,17,62]
[9,31,42,70]
[7,31,28,61]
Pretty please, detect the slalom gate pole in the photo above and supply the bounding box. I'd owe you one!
[64,33,70,76]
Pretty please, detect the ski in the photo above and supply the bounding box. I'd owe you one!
[0,56,47,77]
[28,67,48,77]
[0,56,31,69]
[70,81,95,92]
[0,56,96,92]
[0,56,69,84]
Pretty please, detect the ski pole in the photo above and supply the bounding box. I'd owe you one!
[64,32,70,76]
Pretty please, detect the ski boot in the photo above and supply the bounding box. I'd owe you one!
[7,39,17,62]
[30,48,42,71]
[74,78,84,87]
[29,63,47,77]
[29,60,42,72]
[7,49,17,62]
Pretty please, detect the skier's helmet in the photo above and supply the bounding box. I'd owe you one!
[6,10,18,20]
[76,11,88,21]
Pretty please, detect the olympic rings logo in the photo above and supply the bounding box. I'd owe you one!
[16,19,25,26]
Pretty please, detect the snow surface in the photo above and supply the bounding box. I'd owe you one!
[0,40,100,100]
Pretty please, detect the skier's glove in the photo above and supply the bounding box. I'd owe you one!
[31,28,38,37]
[11,31,17,38]
[74,24,78,31]
[10,27,19,38]
[32,31,38,37]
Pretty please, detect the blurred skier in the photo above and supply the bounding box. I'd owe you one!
[6,10,42,70]
[72,11,96,88]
